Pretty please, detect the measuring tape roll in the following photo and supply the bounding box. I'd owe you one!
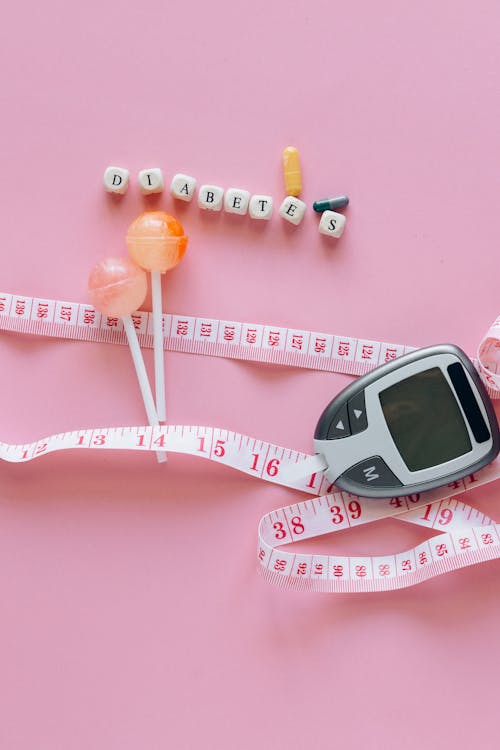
[1,422,499,593]
[2,290,500,593]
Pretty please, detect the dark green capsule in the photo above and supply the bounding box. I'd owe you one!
[313,195,349,212]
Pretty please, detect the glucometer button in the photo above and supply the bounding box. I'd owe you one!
[347,391,368,435]
[340,457,403,489]
[326,403,351,439]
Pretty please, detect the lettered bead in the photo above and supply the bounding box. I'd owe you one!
[249,194,273,220]
[170,173,197,202]
[224,188,250,215]
[138,167,164,194]
[103,166,130,194]
[198,184,224,211]
[279,196,307,226]
[319,210,346,238]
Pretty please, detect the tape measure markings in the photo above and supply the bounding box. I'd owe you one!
[0,291,413,378]
[3,290,500,592]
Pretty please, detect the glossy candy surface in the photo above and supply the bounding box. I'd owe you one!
[88,257,147,317]
[126,211,188,274]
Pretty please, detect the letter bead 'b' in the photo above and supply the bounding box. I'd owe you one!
[198,185,224,211]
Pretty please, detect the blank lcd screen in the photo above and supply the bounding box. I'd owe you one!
[379,367,472,471]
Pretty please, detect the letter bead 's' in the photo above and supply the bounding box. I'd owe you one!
[318,210,346,238]
[103,166,130,194]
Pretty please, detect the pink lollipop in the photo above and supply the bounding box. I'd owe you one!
[88,257,165,463]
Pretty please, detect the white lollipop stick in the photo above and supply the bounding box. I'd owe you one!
[123,315,166,463]
[151,270,166,422]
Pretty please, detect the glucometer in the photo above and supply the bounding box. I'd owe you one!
[314,344,500,498]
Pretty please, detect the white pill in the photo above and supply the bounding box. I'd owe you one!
[279,196,307,226]
[224,188,250,215]
[198,184,224,211]
[249,194,273,220]
[138,167,164,194]
[319,210,346,238]
[103,166,129,194]
[170,173,197,202]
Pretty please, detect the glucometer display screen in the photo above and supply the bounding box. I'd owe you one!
[379,367,472,472]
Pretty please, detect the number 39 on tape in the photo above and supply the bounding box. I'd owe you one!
[3,291,500,593]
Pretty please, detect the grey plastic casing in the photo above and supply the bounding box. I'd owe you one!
[314,344,500,498]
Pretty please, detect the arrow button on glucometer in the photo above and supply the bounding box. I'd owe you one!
[347,391,368,435]
[326,403,351,439]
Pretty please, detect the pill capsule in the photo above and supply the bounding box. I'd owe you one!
[282,146,302,197]
[313,196,349,212]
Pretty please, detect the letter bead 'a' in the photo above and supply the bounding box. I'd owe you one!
[170,173,197,202]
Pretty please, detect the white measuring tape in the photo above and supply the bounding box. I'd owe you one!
[2,291,500,593]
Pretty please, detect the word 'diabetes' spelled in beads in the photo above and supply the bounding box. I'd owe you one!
[102,160,346,237]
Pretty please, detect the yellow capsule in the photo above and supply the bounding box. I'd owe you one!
[282,146,302,197]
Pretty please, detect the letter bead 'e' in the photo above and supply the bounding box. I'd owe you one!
[224,188,250,215]
[279,196,306,226]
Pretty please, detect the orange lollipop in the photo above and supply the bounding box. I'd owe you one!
[126,212,188,422]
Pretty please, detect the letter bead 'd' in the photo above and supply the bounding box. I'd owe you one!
[138,168,164,195]
[318,210,346,238]
[249,195,273,220]
[170,173,197,202]
[103,166,130,194]
[224,188,251,215]
[279,196,307,226]
[198,185,224,211]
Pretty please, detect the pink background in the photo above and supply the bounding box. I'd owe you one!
[1,1,500,747]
